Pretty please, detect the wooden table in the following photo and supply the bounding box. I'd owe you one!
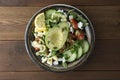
[0,0,120,79]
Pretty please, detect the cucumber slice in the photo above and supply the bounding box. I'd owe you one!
[81,40,89,54]
[67,52,77,62]
[63,50,72,59]
[77,46,83,59]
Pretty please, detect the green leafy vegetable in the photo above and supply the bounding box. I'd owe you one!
[68,9,77,18]
[77,15,89,27]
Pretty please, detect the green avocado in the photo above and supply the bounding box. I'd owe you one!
[45,22,69,51]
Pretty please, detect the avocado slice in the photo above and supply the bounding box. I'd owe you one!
[58,22,69,43]
[45,22,69,51]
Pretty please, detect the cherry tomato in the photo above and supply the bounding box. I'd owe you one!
[70,19,78,29]
[77,33,84,40]
[75,30,85,40]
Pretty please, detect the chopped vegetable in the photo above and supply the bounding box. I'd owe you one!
[68,10,77,18]
[70,19,78,29]
[77,46,83,59]
[75,30,85,40]
[81,40,89,54]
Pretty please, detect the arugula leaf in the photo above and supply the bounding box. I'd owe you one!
[68,9,77,19]
[77,15,89,27]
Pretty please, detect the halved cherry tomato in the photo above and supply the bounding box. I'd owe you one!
[75,30,84,40]
[70,19,78,29]
[77,33,84,40]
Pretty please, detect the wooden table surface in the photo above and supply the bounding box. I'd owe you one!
[0,0,120,80]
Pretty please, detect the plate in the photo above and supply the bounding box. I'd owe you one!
[25,4,95,72]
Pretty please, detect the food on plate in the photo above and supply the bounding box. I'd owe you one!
[31,8,90,68]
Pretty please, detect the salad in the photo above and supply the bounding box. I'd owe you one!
[31,8,90,68]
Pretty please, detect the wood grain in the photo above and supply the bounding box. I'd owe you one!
[0,6,120,40]
[0,7,39,40]
[0,0,120,6]
[0,40,119,72]
[0,71,120,80]
[0,0,120,79]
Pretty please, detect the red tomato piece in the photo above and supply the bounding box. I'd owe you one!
[70,19,78,29]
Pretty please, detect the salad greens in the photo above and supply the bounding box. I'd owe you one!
[31,8,90,68]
